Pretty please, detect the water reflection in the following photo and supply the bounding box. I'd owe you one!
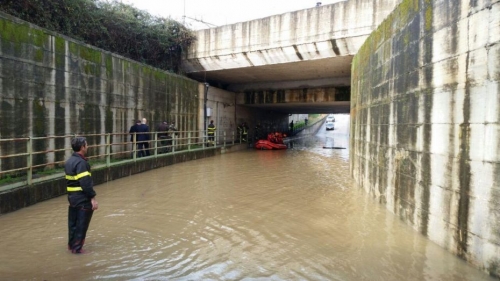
[0,116,494,280]
[288,114,350,161]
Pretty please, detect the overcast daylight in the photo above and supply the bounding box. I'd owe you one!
[123,0,346,29]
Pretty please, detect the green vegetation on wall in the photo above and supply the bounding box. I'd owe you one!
[0,0,196,73]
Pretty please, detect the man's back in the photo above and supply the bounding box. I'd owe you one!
[158,123,169,138]
[129,123,138,141]
[136,124,149,141]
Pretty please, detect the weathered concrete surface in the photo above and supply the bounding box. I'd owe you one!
[236,86,351,114]
[182,0,400,92]
[201,82,296,140]
[200,84,253,142]
[0,12,199,172]
[0,10,287,177]
[351,0,500,277]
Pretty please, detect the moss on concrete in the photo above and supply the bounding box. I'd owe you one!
[55,37,65,53]
[30,29,48,48]
[68,41,78,56]
[105,54,113,79]
[34,48,44,63]
[0,18,30,43]
[79,46,101,64]
[424,0,433,31]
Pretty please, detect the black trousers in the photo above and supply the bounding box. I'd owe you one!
[68,206,94,253]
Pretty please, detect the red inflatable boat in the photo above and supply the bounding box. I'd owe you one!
[255,140,287,150]
[255,132,288,150]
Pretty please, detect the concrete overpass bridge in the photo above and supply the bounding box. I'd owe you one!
[181,0,400,114]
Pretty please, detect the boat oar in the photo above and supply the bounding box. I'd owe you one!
[322,146,346,149]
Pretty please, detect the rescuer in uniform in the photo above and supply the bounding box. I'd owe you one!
[242,122,249,142]
[207,120,216,146]
[65,137,98,254]
[237,123,243,143]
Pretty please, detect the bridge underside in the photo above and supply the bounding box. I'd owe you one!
[188,55,353,114]
[189,55,352,114]
[186,56,353,93]
[243,101,351,114]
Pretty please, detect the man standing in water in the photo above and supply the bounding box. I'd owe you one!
[65,137,98,254]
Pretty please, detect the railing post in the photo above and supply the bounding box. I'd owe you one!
[106,134,111,167]
[27,137,32,185]
[133,134,137,161]
[223,131,226,148]
[154,133,158,157]
[172,137,176,153]
[188,132,191,151]
[203,130,206,149]
[232,131,235,145]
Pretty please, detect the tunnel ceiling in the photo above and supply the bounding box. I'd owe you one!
[185,56,353,91]
[185,55,353,114]
[245,101,351,115]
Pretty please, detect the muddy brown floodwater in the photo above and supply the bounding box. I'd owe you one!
[0,115,494,280]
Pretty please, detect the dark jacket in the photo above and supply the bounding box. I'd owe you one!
[65,152,96,208]
[129,123,141,142]
[136,124,150,142]
[157,123,169,138]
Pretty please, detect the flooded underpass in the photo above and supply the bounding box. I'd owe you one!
[0,116,494,280]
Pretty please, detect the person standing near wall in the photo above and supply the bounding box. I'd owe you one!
[169,122,178,135]
[129,120,138,142]
[65,137,98,254]
[141,118,151,156]
[237,123,243,143]
[136,119,150,157]
[207,120,216,146]
[167,122,178,151]
[129,120,140,158]
[242,122,249,142]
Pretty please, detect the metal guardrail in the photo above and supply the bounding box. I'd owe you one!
[0,117,324,191]
[0,130,237,192]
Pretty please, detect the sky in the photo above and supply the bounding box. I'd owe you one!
[122,0,346,30]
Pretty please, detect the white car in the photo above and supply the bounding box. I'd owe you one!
[325,121,335,130]
[326,115,335,122]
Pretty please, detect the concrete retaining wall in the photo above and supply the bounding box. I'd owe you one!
[351,0,500,277]
[296,116,325,137]
[0,12,199,171]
